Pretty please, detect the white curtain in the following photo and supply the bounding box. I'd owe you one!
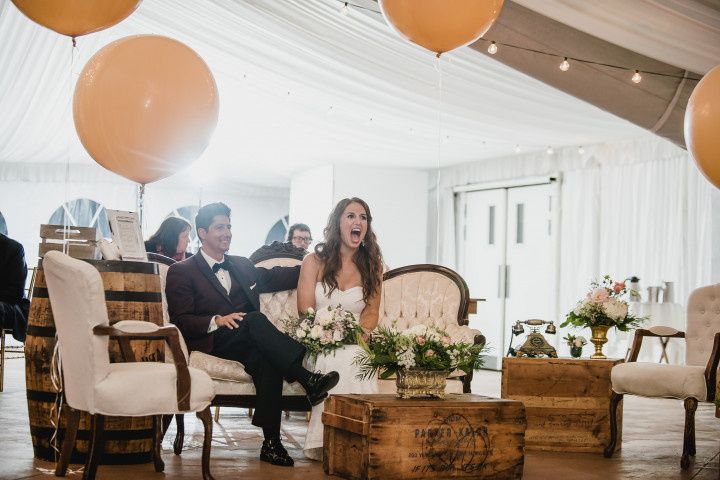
[431,134,714,322]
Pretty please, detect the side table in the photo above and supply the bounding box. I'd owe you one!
[501,356,623,453]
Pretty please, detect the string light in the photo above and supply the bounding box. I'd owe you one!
[340,2,349,16]
[578,146,585,154]
[514,144,521,153]
[487,41,498,55]
[546,146,554,155]
[559,57,570,72]
[631,70,642,84]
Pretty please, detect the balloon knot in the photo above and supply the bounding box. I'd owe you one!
[436,52,442,58]
[72,37,77,48]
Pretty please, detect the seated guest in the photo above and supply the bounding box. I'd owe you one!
[287,223,312,253]
[0,233,30,342]
[145,216,192,261]
[165,202,338,467]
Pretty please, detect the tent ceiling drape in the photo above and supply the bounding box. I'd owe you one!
[471,1,720,148]
[0,0,651,188]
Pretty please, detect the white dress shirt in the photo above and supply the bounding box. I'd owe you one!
[200,249,232,333]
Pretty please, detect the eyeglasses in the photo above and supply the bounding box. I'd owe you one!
[292,236,312,244]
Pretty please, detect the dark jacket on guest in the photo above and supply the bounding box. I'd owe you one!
[0,233,29,341]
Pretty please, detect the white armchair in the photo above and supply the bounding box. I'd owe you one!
[605,284,720,469]
[377,264,485,394]
[42,251,216,480]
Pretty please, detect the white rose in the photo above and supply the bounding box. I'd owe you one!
[296,328,307,339]
[602,298,628,321]
[310,324,323,339]
[404,324,427,337]
[332,330,344,342]
[306,307,315,315]
[315,309,333,326]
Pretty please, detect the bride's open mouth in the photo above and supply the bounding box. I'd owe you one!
[350,227,362,242]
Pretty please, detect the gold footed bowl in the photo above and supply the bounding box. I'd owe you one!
[590,325,611,359]
[395,368,448,399]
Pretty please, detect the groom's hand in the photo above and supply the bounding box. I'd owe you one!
[216,312,245,329]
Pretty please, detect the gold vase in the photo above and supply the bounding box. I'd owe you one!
[395,369,448,399]
[590,325,611,359]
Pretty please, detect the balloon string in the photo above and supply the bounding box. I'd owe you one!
[63,40,78,254]
[137,184,145,229]
[434,55,444,264]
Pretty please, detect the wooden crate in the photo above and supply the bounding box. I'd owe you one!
[501,357,623,453]
[322,394,526,480]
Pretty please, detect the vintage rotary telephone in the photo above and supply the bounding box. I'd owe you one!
[506,319,558,358]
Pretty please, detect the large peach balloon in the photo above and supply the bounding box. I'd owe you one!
[73,35,219,184]
[11,0,142,38]
[685,65,720,189]
[380,0,504,55]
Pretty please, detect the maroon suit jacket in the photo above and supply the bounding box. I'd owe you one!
[165,253,300,354]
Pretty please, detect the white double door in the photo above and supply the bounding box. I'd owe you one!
[457,182,559,370]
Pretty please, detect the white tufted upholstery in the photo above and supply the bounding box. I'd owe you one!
[379,270,482,343]
[685,284,720,367]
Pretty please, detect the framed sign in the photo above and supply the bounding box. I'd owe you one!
[107,210,147,261]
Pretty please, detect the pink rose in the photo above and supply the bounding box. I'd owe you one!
[588,287,609,303]
[613,282,625,294]
[416,336,426,345]
[425,349,434,357]
[441,336,452,345]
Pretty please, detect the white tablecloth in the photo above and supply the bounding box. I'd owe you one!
[604,302,686,364]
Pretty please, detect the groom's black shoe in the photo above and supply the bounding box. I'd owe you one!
[304,371,340,406]
[260,437,294,467]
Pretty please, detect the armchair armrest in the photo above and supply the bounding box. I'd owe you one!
[626,327,685,363]
[705,332,720,402]
[93,324,190,411]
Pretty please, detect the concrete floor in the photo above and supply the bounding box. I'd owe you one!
[1,356,718,479]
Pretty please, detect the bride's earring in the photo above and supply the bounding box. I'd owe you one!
[361,240,365,247]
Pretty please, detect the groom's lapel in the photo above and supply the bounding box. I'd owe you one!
[226,260,260,311]
[194,255,234,306]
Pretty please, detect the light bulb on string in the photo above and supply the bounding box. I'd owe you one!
[578,146,585,155]
[409,127,415,135]
[340,2,349,16]
[546,146,554,155]
[632,70,642,83]
[487,41,498,55]
[559,57,570,72]
[514,145,521,153]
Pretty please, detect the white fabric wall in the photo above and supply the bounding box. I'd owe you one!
[0,162,289,266]
[430,134,714,324]
[290,164,427,268]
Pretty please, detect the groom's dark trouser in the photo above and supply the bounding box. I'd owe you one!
[211,311,306,436]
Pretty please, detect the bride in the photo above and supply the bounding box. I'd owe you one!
[297,197,384,461]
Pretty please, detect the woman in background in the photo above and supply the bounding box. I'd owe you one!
[145,216,192,261]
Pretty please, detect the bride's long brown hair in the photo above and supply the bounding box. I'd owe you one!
[315,197,384,302]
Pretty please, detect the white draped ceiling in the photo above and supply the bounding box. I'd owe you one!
[0,0,654,188]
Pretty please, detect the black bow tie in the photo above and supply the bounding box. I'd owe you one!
[211,259,232,273]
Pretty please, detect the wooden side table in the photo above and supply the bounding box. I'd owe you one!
[501,357,623,453]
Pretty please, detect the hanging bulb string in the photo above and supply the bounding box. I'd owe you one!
[62,40,79,255]
[331,0,701,82]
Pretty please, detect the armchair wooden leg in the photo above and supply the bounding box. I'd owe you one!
[0,330,5,392]
[681,397,698,470]
[173,414,185,455]
[83,414,105,480]
[55,406,80,477]
[196,407,215,480]
[214,406,220,423]
[152,416,165,472]
[604,392,623,458]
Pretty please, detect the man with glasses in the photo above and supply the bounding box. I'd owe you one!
[287,223,312,253]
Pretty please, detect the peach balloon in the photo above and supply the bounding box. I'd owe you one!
[380,0,504,56]
[73,35,219,184]
[11,0,142,38]
[685,65,720,189]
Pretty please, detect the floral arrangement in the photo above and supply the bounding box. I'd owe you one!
[561,276,646,331]
[354,324,485,380]
[562,333,587,348]
[284,306,362,357]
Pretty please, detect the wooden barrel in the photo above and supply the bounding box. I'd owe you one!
[25,259,164,464]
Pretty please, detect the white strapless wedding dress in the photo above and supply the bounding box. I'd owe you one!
[303,282,378,460]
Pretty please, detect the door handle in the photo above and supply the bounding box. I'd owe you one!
[497,265,503,299]
[505,265,510,299]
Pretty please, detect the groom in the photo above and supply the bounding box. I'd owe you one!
[166,202,339,466]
